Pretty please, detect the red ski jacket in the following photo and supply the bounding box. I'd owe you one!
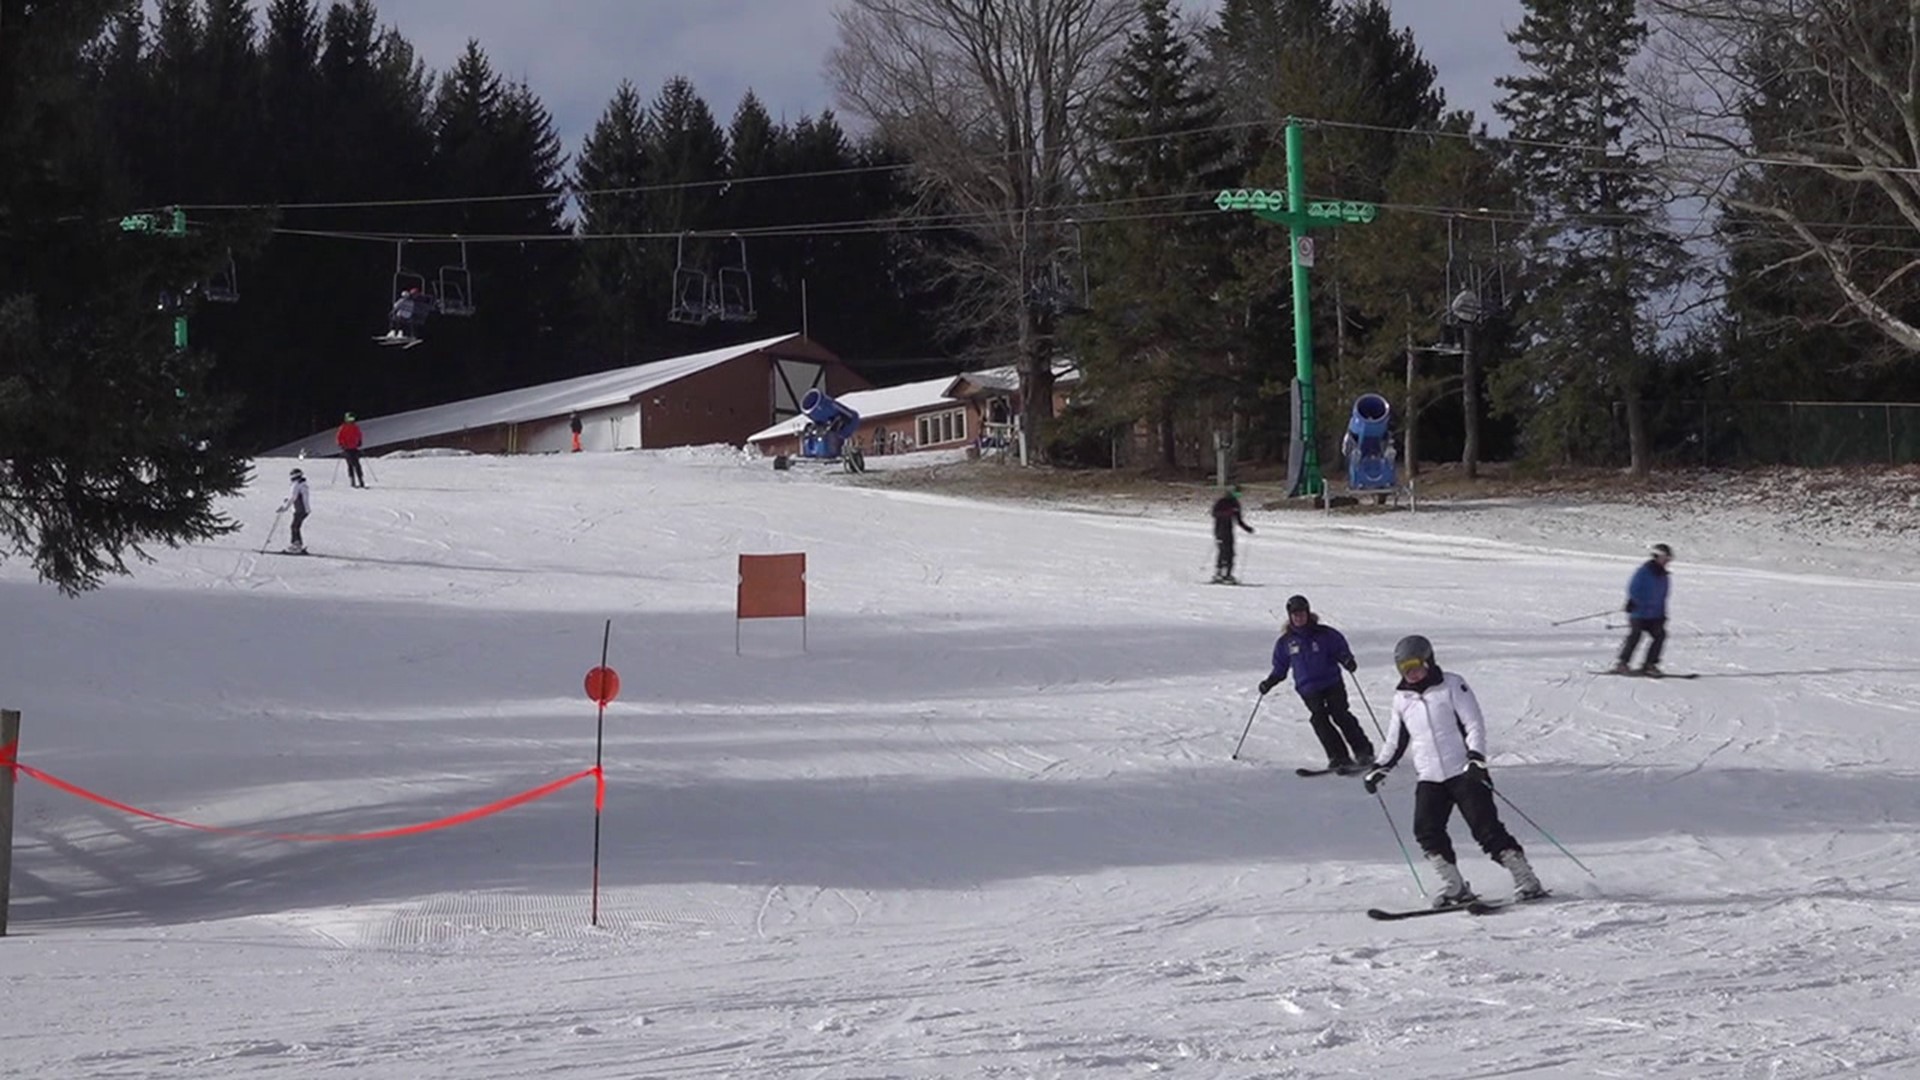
[337,421,363,450]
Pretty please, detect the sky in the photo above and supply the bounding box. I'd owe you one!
[4,439,1920,1076]
[367,0,1530,156]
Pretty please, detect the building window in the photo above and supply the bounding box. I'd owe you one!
[916,408,966,447]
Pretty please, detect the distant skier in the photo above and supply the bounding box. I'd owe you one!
[1259,594,1374,771]
[278,467,312,554]
[337,412,366,488]
[1614,542,1673,677]
[1364,635,1545,908]
[1210,485,1254,584]
[569,411,583,453]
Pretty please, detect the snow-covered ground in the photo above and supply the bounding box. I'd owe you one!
[3,447,1918,1078]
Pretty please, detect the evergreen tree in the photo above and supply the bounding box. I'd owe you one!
[1494,0,1684,473]
[573,80,655,366]
[1079,0,1240,467]
[1,0,249,594]
[424,43,571,397]
[643,76,729,349]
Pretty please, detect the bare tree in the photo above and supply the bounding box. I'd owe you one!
[831,0,1138,455]
[1644,0,1920,353]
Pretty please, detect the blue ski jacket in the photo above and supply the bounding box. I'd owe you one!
[1625,559,1671,620]
[1268,619,1354,696]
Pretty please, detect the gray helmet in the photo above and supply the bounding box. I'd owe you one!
[1393,634,1434,672]
[1285,594,1311,615]
[1649,542,1673,559]
[289,468,304,479]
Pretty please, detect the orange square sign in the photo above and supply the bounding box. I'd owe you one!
[737,553,806,619]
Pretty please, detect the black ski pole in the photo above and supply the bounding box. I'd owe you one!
[1375,790,1426,897]
[1230,692,1267,760]
[258,509,284,554]
[1487,784,1595,876]
[1347,669,1387,742]
[1551,608,1615,627]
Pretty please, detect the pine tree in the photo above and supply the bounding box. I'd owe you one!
[1494,0,1683,473]
[1,0,249,594]
[1079,0,1239,467]
[573,80,655,366]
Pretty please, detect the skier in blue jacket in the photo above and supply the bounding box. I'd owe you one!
[1614,542,1673,676]
[1259,594,1375,771]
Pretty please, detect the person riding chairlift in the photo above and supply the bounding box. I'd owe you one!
[385,286,433,340]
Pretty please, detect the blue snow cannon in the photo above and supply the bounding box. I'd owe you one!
[1343,392,1397,492]
[799,387,861,461]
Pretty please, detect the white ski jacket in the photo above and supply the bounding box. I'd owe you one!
[1378,669,1487,783]
[283,477,310,514]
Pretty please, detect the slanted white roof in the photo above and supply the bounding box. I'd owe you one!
[267,333,802,457]
[944,361,1080,397]
[746,374,960,444]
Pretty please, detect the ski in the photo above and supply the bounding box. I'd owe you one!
[1296,765,1368,778]
[1367,902,1475,921]
[1594,670,1699,680]
[1470,891,1553,916]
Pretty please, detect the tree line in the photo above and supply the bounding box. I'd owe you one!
[7,0,1920,592]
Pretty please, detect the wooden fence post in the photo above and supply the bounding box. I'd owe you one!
[1,709,19,937]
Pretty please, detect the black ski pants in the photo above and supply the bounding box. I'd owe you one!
[1300,683,1373,766]
[1214,526,1235,575]
[1618,617,1667,667]
[1412,773,1520,865]
[289,508,308,547]
[344,448,365,487]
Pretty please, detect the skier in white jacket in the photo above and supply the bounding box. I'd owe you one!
[1363,634,1545,908]
[278,468,311,554]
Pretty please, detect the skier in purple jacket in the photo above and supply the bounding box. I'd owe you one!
[1258,594,1375,771]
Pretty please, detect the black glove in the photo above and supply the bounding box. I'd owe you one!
[1624,599,1636,613]
[1363,768,1389,794]
[1342,657,1357,673]
[1243,524,1255,534]
[1258,676,1279,695]
[1466,751,1491,787]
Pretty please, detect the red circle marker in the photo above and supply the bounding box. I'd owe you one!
[584,666,621,706]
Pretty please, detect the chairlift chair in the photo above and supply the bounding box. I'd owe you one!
[716,233,756,323]
[202,250,240,304]
[667,232,711,325]
[436,239,475,317]
[374,240,431,349]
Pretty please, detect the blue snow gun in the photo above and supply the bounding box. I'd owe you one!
[800,387,861,460]
[1343,392,1397,491]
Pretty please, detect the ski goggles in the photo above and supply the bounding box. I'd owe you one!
[1396,656,1428,674]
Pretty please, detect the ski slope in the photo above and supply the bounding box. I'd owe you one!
[3,447,1918,1078]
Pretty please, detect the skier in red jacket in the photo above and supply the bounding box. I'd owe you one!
[337,412,366,488]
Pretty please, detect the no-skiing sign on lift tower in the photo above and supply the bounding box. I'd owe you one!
[1216,119,1378,501]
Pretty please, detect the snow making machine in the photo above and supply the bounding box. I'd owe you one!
[1340,392,1405,505]
[773,387,867,474]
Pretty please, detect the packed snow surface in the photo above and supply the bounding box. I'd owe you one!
[3,447,1918,1078]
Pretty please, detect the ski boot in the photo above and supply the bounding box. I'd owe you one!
[1427,853,1476,909]
[1498,848,1547,901]
[1611,660,1632,675]
[1638,664,1663,679]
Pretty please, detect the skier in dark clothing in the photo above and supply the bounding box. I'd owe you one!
[1614,542,1674,676]
[1259,594,1375,771]
[1210,486,1255,584]
[569,411,584,453]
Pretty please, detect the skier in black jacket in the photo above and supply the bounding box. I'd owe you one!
[1210,486,1254,584]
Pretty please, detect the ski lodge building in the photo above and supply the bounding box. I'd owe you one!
[268,333,869,458]
[743,364,1079,461]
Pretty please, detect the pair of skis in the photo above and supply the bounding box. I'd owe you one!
[1596,669,1699,680]
[1367,892,1552,921]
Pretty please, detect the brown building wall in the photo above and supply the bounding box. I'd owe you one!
[639,343,871,449]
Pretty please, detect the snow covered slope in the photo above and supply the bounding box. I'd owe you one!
[3,447,1917,1078]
